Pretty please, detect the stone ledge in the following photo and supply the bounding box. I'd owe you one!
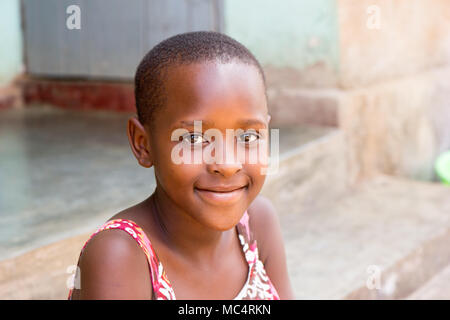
[346,226,450,299]
[405,263,450,299]
[0,232,92,299]
[262,126,348,212]
[273,174,450,299]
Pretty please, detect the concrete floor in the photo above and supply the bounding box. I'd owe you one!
[0,105,156,260]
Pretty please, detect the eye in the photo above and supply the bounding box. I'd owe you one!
[183,132,208,145]
[238,131,260,144]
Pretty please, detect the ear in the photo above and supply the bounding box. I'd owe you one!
[127,116,153,168]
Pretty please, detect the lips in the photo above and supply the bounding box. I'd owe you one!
[195,185,247,192]
[194,184,248,205]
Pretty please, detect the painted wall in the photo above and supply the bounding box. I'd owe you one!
[224,0,339,71]
[0,0,23,85]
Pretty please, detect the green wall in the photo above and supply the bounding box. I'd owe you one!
[224,0,339,71]
[0,0,23,85]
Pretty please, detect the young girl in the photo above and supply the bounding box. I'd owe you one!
[69,31,294,300]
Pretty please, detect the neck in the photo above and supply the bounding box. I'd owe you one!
[146,185,233,264]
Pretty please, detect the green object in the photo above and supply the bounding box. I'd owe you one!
[435,151,450,185]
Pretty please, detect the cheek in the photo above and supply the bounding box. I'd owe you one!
[244,163,267,196]
[152,141,202,193]
[155,159,203,191]
[242,143,268,189]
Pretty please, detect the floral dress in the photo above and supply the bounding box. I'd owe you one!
[68,210,280,300]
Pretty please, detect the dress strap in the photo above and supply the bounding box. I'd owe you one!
[69,218,176,300]
[234,210,281,300]
[235,210,259,264]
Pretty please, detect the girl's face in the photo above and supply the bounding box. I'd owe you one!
[139,61,269,231]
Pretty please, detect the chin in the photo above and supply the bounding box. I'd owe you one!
[197,205,247,231]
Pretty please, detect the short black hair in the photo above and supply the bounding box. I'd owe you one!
[134,31,266,127]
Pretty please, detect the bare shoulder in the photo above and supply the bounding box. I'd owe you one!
[247,195,280,264]
[73,228,152,299]
[247,195,295,299]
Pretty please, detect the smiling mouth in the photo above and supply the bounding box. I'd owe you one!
[194,185,248,205]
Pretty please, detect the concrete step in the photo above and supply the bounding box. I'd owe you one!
[0,233,88,299]
[272,174,450,299]
[262,125,348,214]
[0,105,343,299]
[405,263,450,299]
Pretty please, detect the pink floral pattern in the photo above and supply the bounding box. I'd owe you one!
[68,211,279,300]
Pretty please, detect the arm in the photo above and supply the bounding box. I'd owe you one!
[248,195,295,300]
[72,229,153,300]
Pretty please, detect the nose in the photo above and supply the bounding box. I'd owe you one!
[204,132,243,178]
[207,162,242,178]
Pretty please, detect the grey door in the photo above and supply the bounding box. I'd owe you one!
[22,0,224,80]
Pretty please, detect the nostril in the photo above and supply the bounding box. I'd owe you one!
[211,165,242,178]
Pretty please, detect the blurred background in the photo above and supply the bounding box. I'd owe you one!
[0,0,450,299]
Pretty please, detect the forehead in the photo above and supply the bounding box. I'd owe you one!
[159,62,267,130]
